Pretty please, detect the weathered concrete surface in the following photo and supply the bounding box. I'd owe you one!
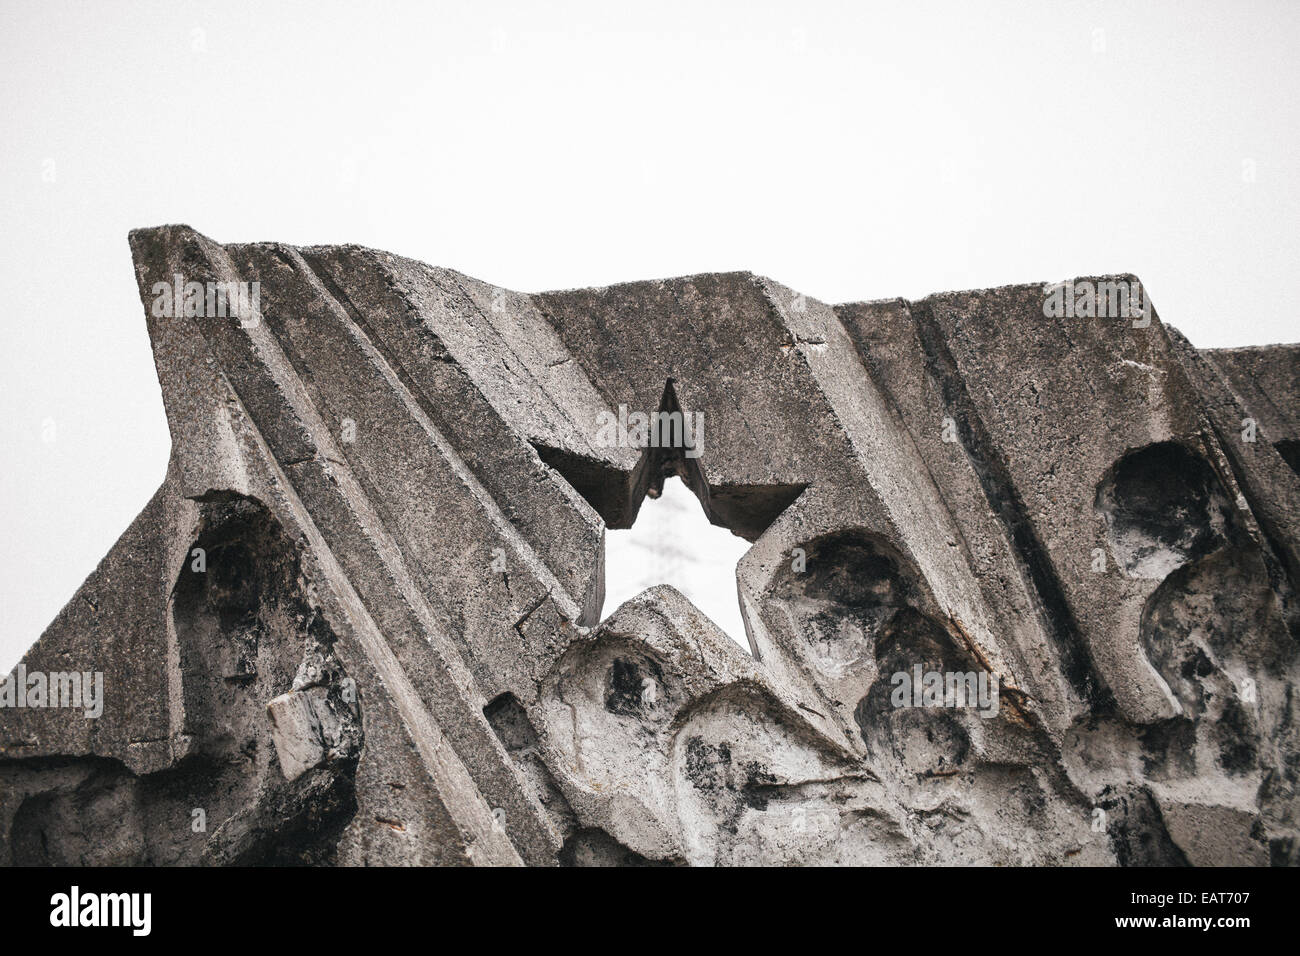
[2,226,1297,866]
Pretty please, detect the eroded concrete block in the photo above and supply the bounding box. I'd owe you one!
[1,227,1296,867]
[267,689,328,782]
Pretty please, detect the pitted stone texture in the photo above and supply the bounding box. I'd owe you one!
[2,227,1296,866]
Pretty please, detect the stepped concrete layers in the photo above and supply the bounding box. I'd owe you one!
[2,226,1297,866]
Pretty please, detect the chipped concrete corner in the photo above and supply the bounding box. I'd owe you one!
[2,225,1298,866]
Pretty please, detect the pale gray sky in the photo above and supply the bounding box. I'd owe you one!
[3,0,1299,669]
[606,478,752,649]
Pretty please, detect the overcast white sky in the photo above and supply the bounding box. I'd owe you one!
[2,0,1298,669]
